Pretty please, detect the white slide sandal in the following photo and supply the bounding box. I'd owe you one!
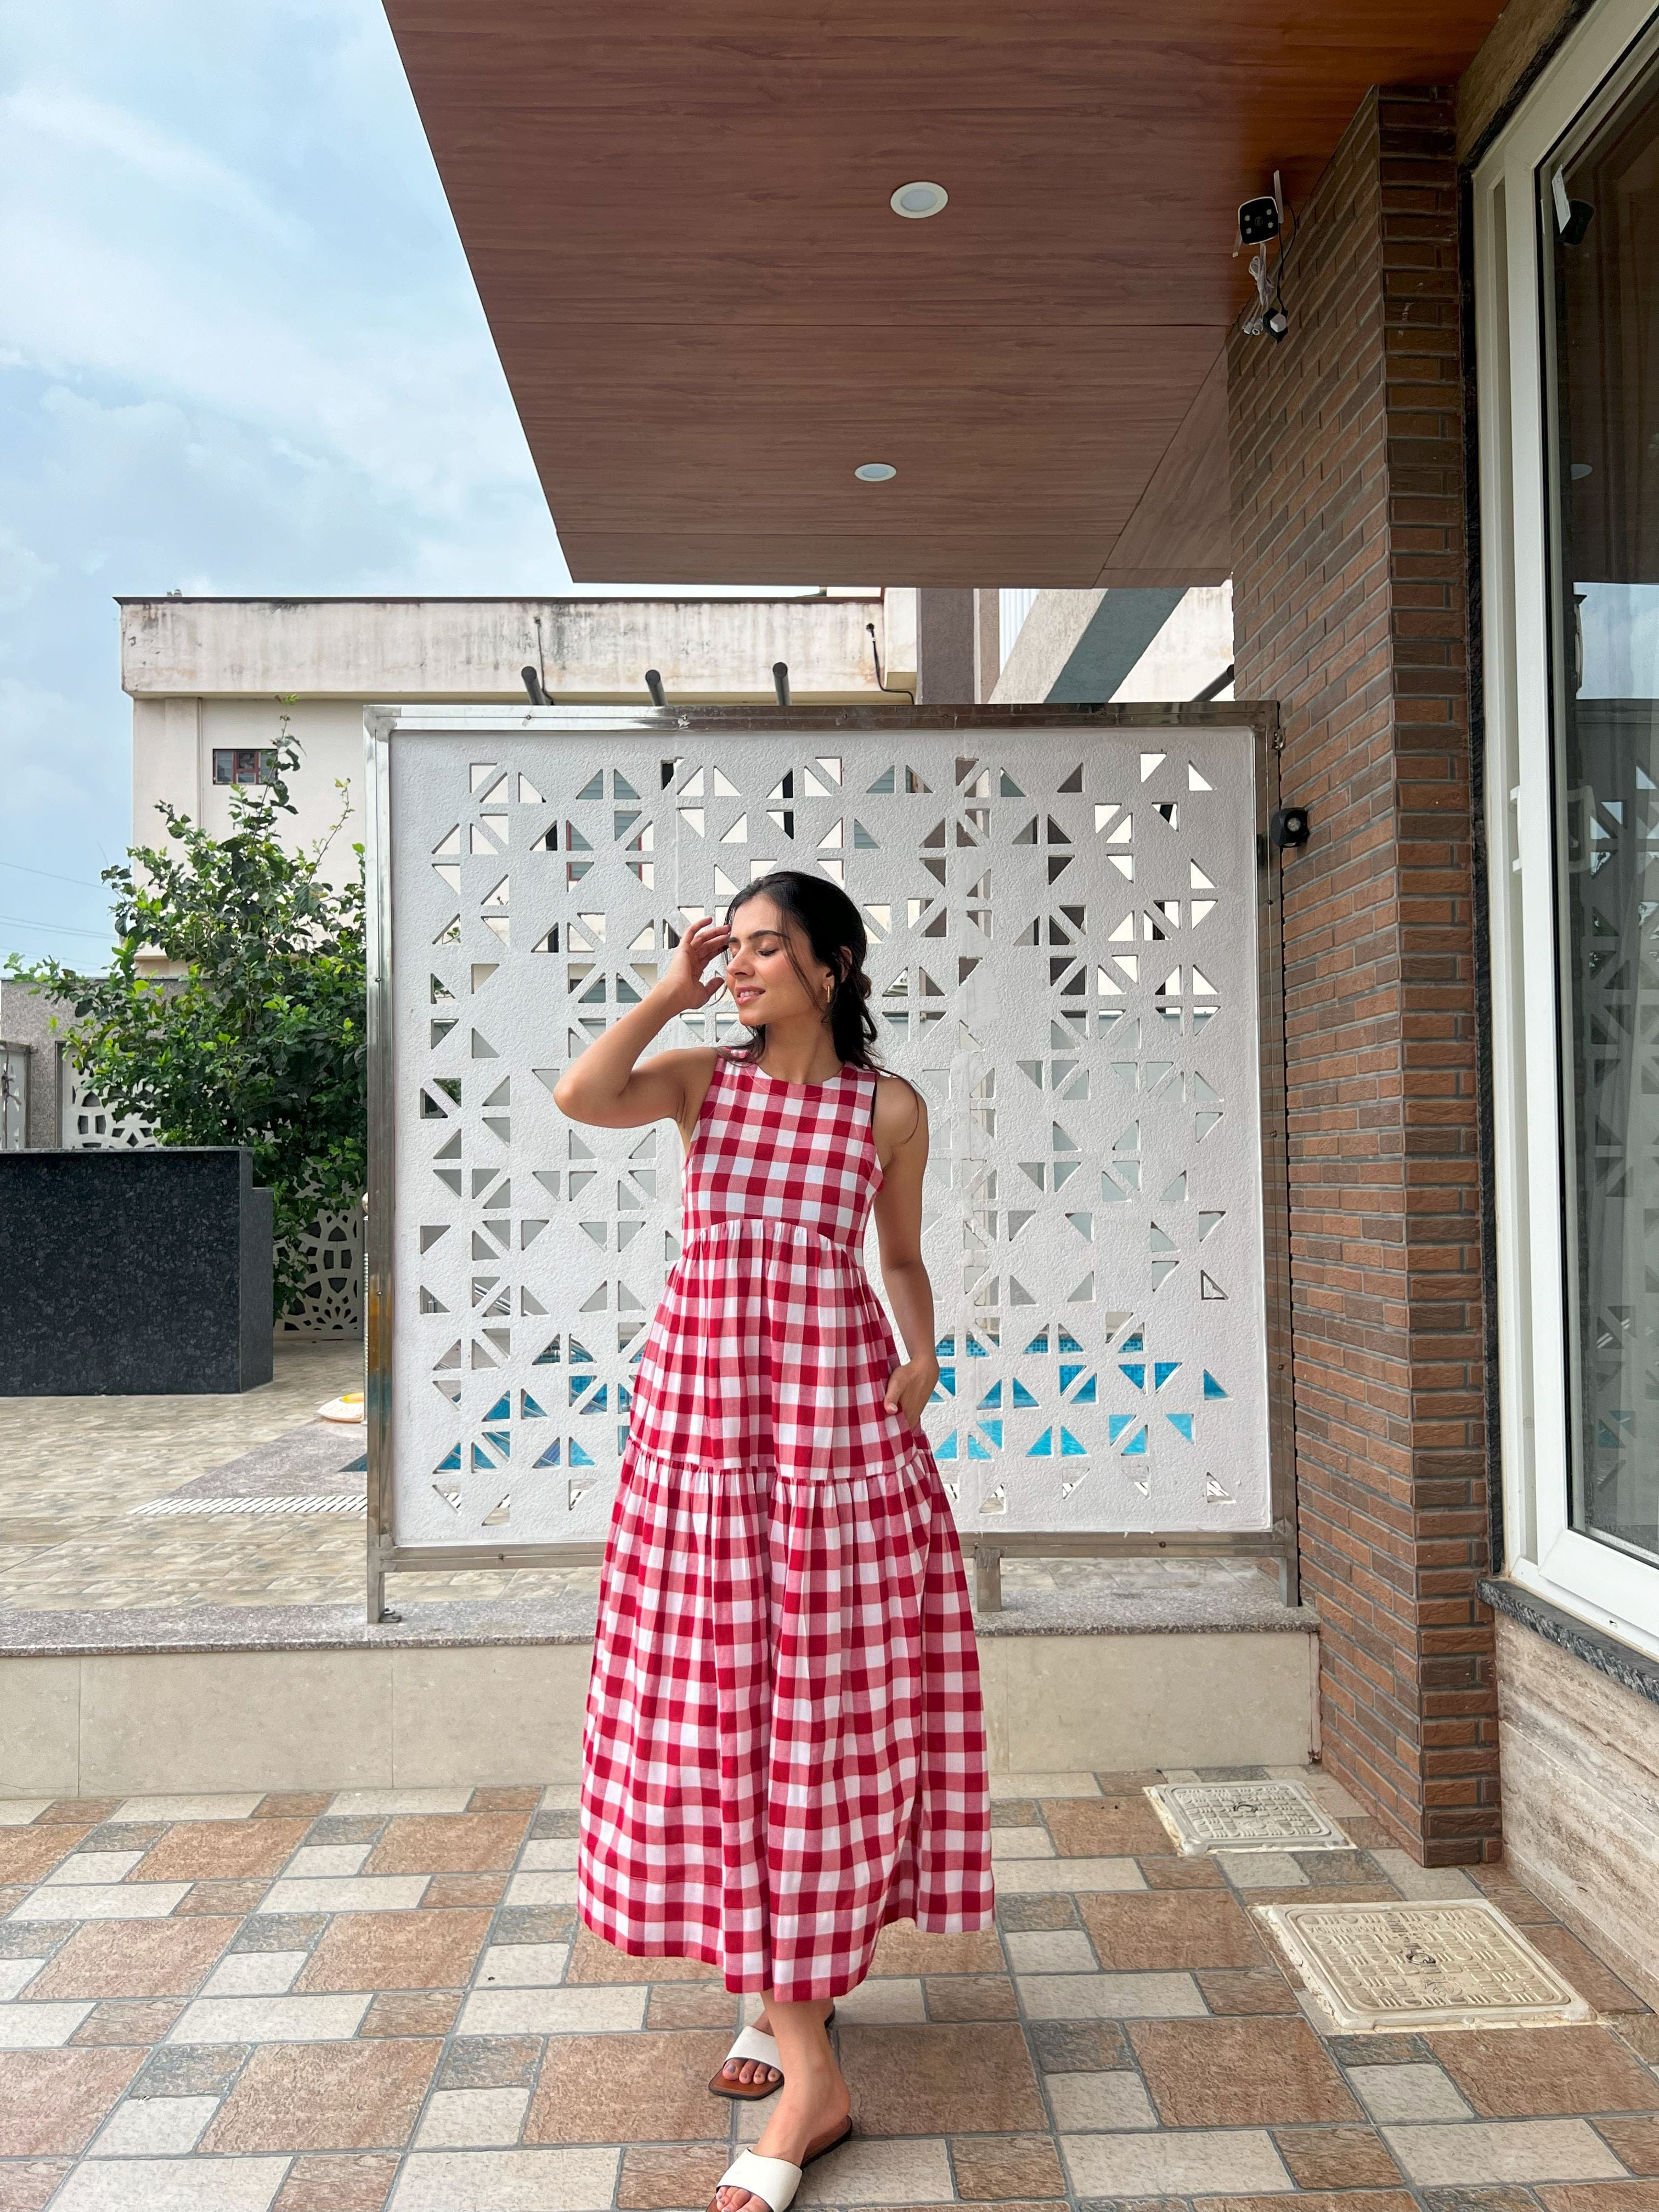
[708,2008,838,2100]
[712,2123,854,2212]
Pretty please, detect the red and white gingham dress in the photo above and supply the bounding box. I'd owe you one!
[576,1052,995,1998]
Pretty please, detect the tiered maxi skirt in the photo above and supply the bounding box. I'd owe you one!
[575,1432,995,2000]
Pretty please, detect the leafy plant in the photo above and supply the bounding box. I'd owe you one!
[8,731,367,1313]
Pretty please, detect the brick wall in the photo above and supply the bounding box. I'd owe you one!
[1228,88,1497,1862]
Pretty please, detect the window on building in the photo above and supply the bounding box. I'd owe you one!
[212,748,279,786]
[1545,46,1659,1576]
[1477,3,1659,1656]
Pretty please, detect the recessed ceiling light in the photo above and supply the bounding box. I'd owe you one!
[890,180,948,219]
[854,462,897,482]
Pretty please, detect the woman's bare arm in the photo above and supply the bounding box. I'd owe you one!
[871,1076,941,1429]
[551,916,729,1139]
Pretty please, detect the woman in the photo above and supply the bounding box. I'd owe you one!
[554,869,994,2212]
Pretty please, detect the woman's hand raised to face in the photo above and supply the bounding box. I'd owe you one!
[660,916,733,1017]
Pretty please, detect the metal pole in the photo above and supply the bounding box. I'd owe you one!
[645,669,667,707]
[772,662,791,707]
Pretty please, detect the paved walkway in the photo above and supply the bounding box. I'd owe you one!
[0,1766,1652,2211]
[0,1350,1272,1619]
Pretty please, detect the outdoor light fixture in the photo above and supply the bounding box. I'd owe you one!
[854,462,897,482]
[890,180,948,218]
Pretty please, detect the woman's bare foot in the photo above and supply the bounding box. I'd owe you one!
[717,1998,834,2090]
[712,2045,851,2212]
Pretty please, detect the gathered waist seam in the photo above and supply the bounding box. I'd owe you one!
[623,1434,935,1486]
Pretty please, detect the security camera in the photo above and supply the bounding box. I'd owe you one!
[1238,194,1281,246]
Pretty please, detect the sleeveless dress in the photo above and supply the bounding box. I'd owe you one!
[575,1052,995,1999]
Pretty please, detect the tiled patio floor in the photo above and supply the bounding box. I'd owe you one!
[0,1767,1652,2212]
[0,1348,1273,1618]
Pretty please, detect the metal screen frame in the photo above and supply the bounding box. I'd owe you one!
[364,703,1293,1621]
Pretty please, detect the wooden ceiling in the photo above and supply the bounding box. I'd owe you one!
[384,1,1507,586]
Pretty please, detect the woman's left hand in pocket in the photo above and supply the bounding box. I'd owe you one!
[884,1356,940,1430]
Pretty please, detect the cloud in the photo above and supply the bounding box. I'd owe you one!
[0,0,570,962]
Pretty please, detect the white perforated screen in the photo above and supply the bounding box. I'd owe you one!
[378,714,1273,1548]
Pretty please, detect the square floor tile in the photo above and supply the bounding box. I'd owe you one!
[990,1830,1056,1860]
[1024,2019,1130,2073]
[0,1805,53,1829]
[1384,2119,1628,2185]
[1594,2114,1659,2175]
[257,1878,428,1916]
[14,1886,189,1922]
[89,2094,220,2155]
[414,2087,531,2149]
[457,1986,645,2035]
[366,1816,529,1876]
[505,1872,577,1908]
[1060,2125,1293,2197]
[202,2038,441,2152]
[646,1983,733,2030]
[477,1944,569,1989]
[331,1791,472,1818]
[1017,1971,1205,2019]
[21,1919,235,2001]
[994,1858,1144,1895]
[273,2153,400,2211]
[52,2157,291,2209]
[1219,1850,1310,1887]
[1369,1850,1480,1901]
[199,1951,307,1999]
[114,1797,262,1823]
[996,1895,1081,1931]
[0,2155,72,2210]
[516,1839,578,1872]
[0,2005,93,2049]
[1080,1888,1268,1970]
[836,2022,1047,2135]
[1130,2016,1361,2125]
[1193,1968,1302,2015]
[285,1846,372,1881]
[438,2037,544,2091]
[362,1993,460,2038]
[1043,2070,1158,2130]
[0,2047,143,2154]
[1003,1932,1097,1974]
[0,1961,44,2001]
[1271,2121,1405,2189]
[1426,2024,1659,2117]
[869,1923,1006,1977]
[168,1994,370,2045]
[826,1978,927,2023]
[0,1831,97,1888]
[133,1821,311,1884]
[295,1909,492,1994]
[794,2134,953,2207]
[948,2131,1066,2198]
[390,2148,618,2210]
[563,1926,721,1986]
[993,1774,1101,1799]
[69,1998,186,2047]
[923,1973,1018,2022]
[129,2045,246,2100]
[526,2030,735,2144]
[1348,2063,1474,2123]
[41,1855,143,1889]
[616,2143,732,2212]
[1045,1796,1176,1858]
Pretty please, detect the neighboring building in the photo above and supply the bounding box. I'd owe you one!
[379,0,1659,1997]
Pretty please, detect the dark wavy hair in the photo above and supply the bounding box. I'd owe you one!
[718,869,881,1071]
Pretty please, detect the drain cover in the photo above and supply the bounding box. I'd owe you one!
[1145,1778,1350,1854]
[1257,1899,1593,2032]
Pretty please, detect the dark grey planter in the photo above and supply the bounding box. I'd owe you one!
[0,1148,274,1395]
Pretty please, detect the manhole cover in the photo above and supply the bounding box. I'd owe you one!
[1144,1778,1350,1854]
[1257,1899,1593,2032]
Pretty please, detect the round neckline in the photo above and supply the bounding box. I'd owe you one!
[746,1058,851,1091]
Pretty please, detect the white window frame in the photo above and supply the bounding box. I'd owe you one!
[1476,0,1659,1660]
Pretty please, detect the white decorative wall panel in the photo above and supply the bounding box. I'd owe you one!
[384,720,1272,1548]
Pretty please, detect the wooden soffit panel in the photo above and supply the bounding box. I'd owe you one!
[385,0,1508,584]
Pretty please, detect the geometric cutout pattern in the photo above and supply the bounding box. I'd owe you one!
[385,723,1272,1548]
[1144,1779,1350,1855]
[1256,1900,1595,2034]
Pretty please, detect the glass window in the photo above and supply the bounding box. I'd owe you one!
[1545,48,1659,1569]
[212,747,278,786]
